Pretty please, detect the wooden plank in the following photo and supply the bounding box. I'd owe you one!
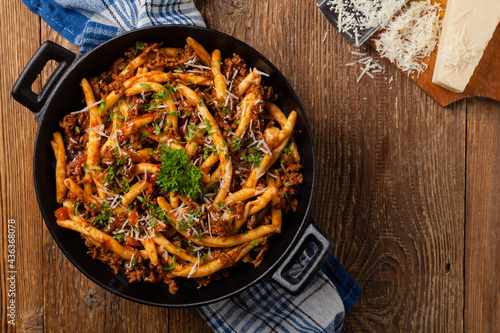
[301,3,467,333]
[0,0,42,332]
[465,99,500,332]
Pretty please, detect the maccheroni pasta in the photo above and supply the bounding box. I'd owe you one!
[51,38,303,293]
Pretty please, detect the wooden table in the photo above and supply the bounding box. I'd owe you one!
[1,0,499,332]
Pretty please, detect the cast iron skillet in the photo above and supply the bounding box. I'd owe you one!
[12,25,332,307]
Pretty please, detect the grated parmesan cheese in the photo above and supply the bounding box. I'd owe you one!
[373,0,442,76]
[346,51,384,82]
[323,31,329,42]
[327,0,406,36]
[70,99,103,114]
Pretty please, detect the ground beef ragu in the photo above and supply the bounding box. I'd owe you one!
[52,39,303,292]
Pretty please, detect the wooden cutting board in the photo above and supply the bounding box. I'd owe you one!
[371,0,500,107]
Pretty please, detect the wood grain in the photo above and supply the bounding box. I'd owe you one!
[465,99,500,332]
[0,0,43,332]
[0,0,499,332]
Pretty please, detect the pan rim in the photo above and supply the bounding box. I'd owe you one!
[33,24,317,307]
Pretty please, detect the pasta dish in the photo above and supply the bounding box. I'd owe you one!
[51,38,302,293]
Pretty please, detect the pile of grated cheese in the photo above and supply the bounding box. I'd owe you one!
[373,0,443,76]
[327,0,406,44]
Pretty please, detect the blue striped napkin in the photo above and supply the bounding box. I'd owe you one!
[22,0,205,53]
[22,1,361,331]
[199,243,361,333]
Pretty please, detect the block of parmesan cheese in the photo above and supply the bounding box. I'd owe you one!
[432,0,500,93]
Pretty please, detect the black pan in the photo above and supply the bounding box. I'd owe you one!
[12,25,332,307]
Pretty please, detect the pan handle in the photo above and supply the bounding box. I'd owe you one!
[11,41,76,119]
[271,221,333,295]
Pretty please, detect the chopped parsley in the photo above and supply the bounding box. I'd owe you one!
[93,201,112,227]
[103,166,116,184]
[252,241,260,246]
[178,219,193,231]
[115,154,128,167]
[230,137,241,151]
[118,178,129,187]
[185,124,198,141]
[203,146,217,160]
[241,146,263,167]
[136,195,167,222]
[217,103,230,114]
[154,123,162,136]
[73,200,80,216]
[156,144,204,198]
[283,145,292,156]
[98,100,106,116]
[145,101,160,111]
[114,233,125,240]
[140,83,152,89]
[203,119,212,134]
[152,89,169,101]
[163,256,176,272]
[164,83,177,92]
[135,42,145,53]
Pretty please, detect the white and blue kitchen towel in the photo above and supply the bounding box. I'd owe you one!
[22,1,362,332]
[199,243,361,333]
[22,0,205,53]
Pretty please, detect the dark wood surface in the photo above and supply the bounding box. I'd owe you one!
[1,0,498,332]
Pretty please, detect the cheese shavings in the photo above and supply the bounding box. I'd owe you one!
[346,51,384,82]
[327,0,406,37]
[374,0,442,76]
[440,27,478,74]
[70,99,103,114]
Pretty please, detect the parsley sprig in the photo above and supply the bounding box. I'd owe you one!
[156,144,204,198]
